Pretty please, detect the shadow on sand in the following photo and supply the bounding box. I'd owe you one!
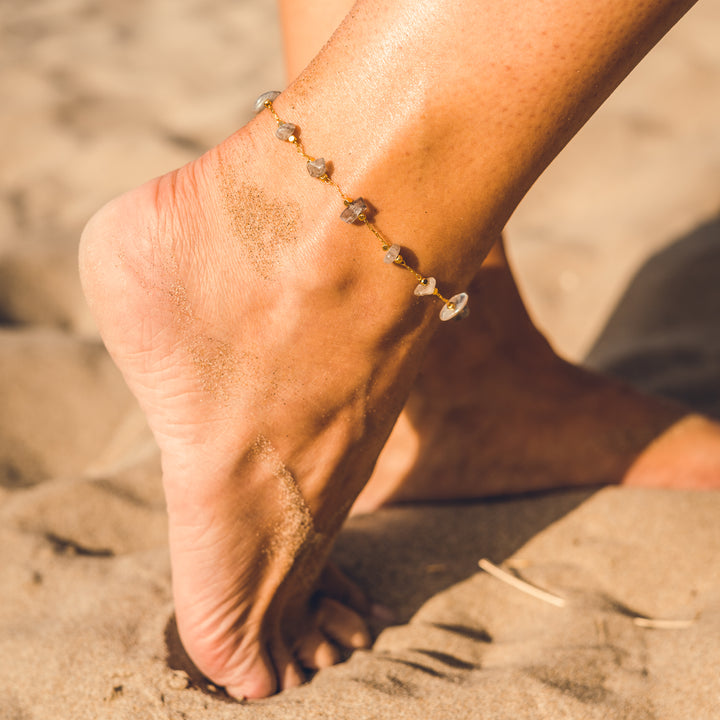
[587,212,720,419]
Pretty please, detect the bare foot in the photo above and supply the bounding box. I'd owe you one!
[355,243,720,512]
[79,110,439,697]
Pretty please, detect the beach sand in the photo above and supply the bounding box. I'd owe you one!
[1,1,719,717]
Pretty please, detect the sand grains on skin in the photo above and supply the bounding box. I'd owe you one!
[248,434,317,570]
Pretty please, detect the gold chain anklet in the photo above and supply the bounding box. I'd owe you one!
[254,91,469,322]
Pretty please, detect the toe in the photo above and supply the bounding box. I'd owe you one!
[224,670,275,701]
[316,597,372,650]
[206,636,278,700]
[221,652,277,701]
[272,639,307,691]
[296,629,341,670]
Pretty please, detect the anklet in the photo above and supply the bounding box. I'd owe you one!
[254,91,469,321]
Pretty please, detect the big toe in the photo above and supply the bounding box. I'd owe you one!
[218,649,278,700]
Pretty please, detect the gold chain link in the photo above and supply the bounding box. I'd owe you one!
[264,99,456,309]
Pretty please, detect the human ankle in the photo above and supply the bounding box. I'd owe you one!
[215,114,469,344]
[246,99,484,336]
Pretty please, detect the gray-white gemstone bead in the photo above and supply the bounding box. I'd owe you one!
[414,276,436,296]
[384,244,401,264]
[439,292,469,321]
[340,198,367,224]
[275,122,296,141]
[254,91,281,113]
[307,157,327,178]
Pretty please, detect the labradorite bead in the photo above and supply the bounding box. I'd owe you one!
[384,244,401,264]
[253,91,281,113]
[275,122,296,141]
[414,277,437,296]
[307,157,327,178]
[340,198,367,224]
[439,292,469,321]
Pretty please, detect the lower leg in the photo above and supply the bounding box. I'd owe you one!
[277,0,351,81]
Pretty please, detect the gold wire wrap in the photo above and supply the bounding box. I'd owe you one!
[260,97,468,316]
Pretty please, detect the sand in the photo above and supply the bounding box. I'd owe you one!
[2,0,720,717]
